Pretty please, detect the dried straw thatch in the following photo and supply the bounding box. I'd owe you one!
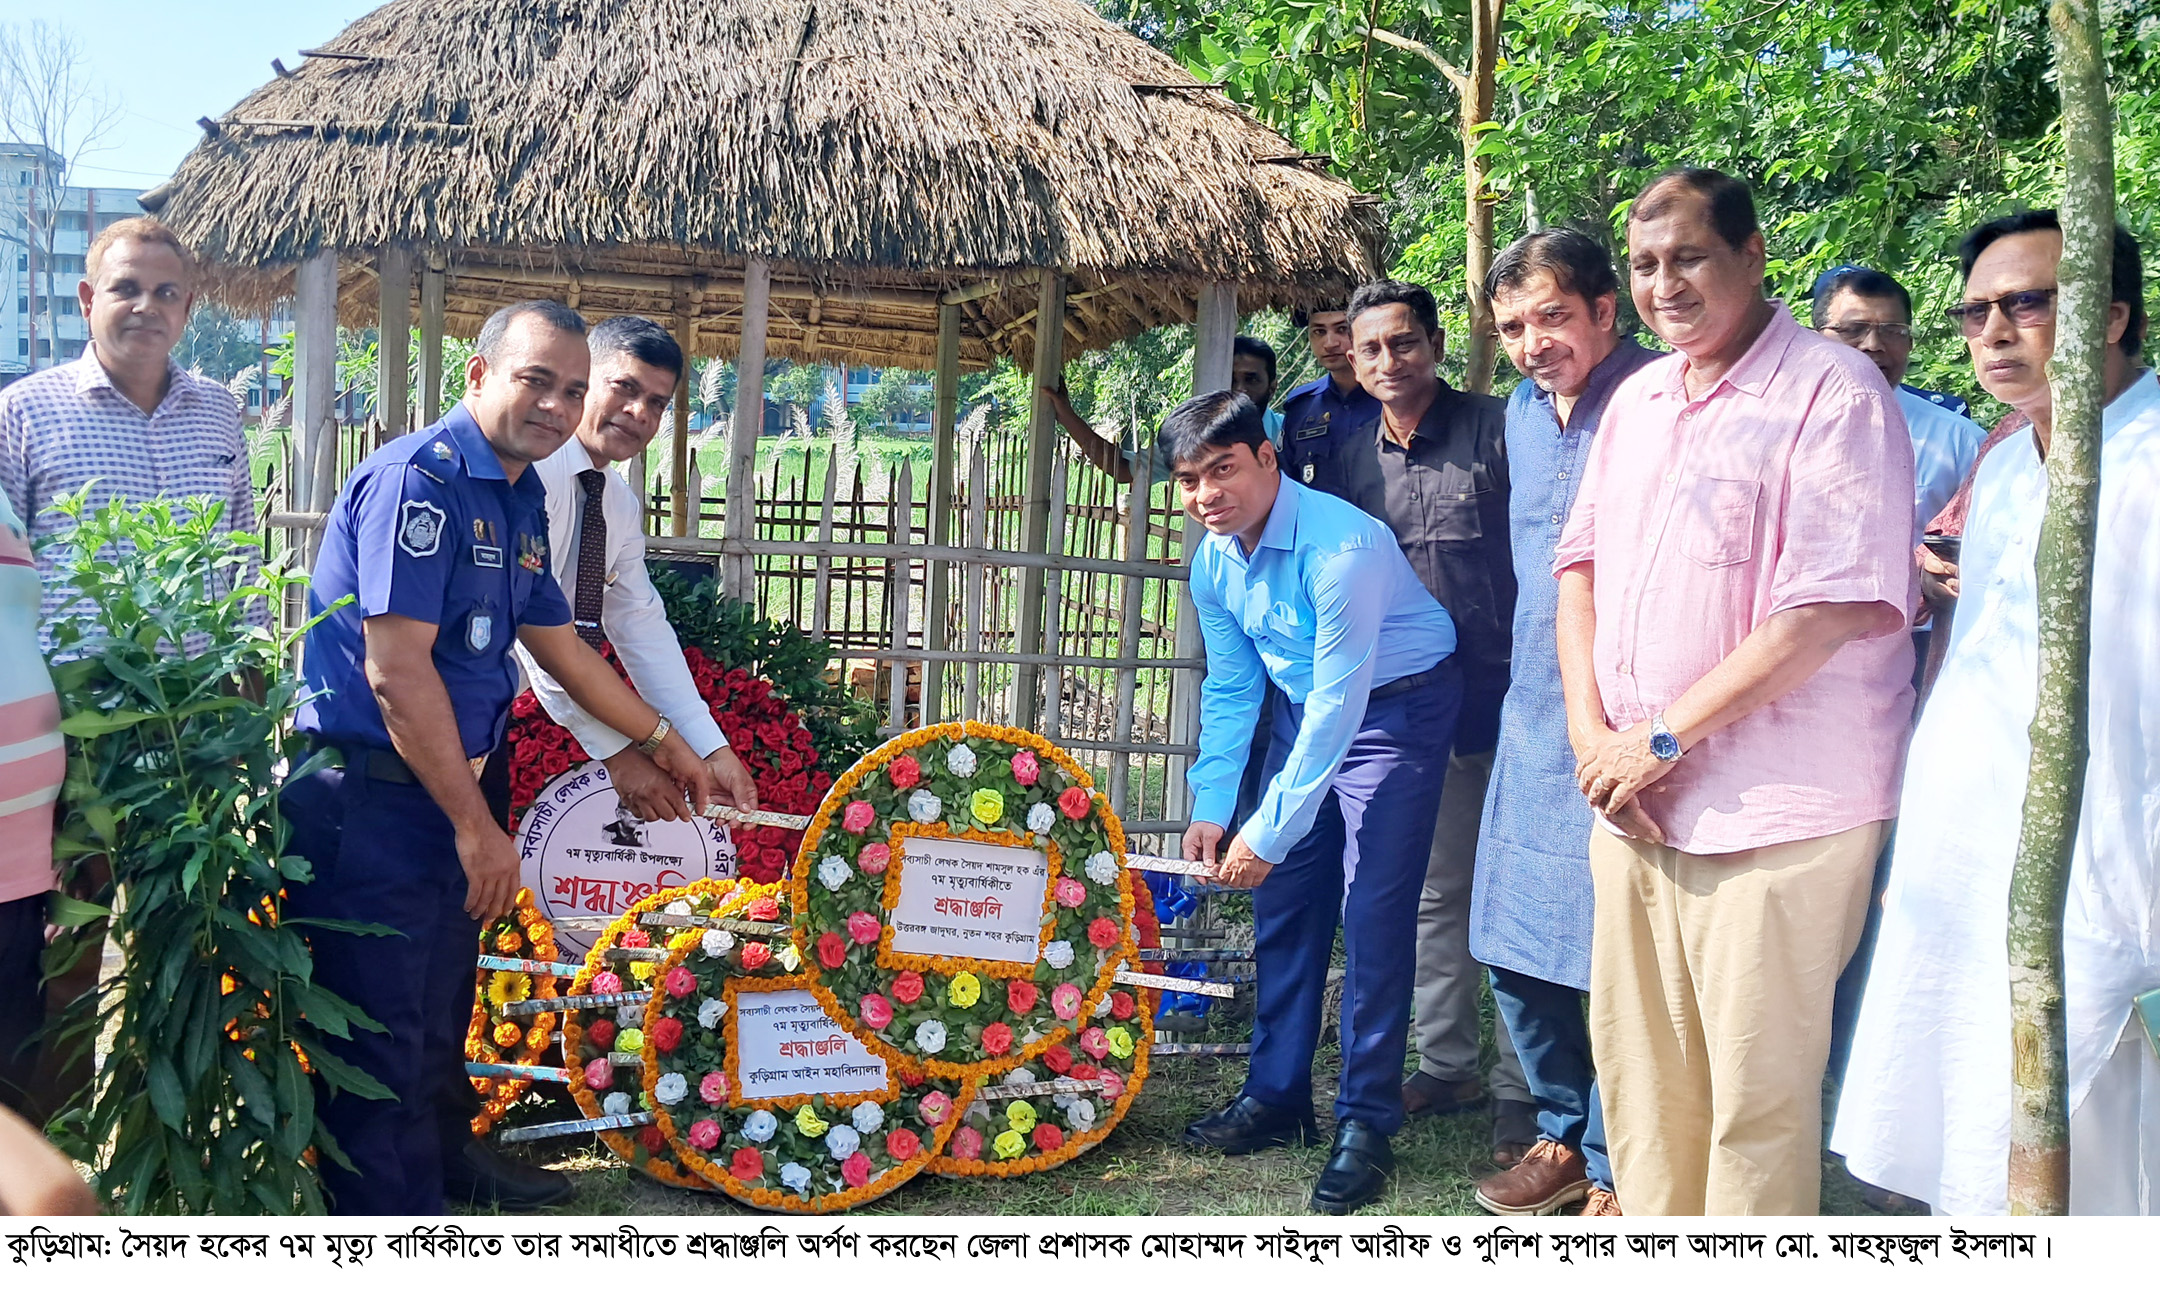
[148,0,1385,370]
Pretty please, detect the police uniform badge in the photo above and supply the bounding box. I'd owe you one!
[1302,463,1316,483]
[399,500,447,557]
[467,611,493,652]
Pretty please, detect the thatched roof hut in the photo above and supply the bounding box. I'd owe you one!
[149,0,1385,371]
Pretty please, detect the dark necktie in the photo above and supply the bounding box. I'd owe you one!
[573,468,608,649]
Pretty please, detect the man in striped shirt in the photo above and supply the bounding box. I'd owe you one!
[0,217,261,656]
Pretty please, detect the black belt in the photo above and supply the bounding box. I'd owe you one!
[313,744,442,786]
[1370,663,1448,701]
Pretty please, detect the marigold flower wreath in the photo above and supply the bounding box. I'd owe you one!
[464,890,564,1137]
[789,722,1146,1151]
[504,642,833,882]
[638,882,972,1212]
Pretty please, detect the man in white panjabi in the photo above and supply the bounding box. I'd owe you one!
[1832,210,2160,1214]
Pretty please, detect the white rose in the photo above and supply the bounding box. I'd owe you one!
[696,997,726,1030]
[616,1003,644,1028]
[743,1110,778,1142]
[779,1161,812,1194]
[825,1125,861,1160]
[654,1071,689,1105]
[777,944,802,972]
[1069,1099,1097,1132]
[1044,940,1075,970]
[818,854,853,891]
[965,1100,991,1123]
[1004,1068,1037,1088]
[1052,1092,1077,1110]
[1027,802,1056,834]
[664,899,694,917]
[602,1092,631,1117]
[945,744,977,777]
[700,927,736,958]
[915,1019,948,1053]
[851,1101,885,1133]
[1086,852,1119,886]
[907,789,943,823]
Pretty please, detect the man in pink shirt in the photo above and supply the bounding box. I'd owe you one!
[1554,167,1915,1215]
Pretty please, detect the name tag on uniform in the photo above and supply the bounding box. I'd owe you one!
[472,544,504,569]
[1295,412,1333,440]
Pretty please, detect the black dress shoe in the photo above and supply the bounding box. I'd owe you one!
[443,1139,574,1210]
[1310,1120,1394,1214]
[1182,1094,1319,1156]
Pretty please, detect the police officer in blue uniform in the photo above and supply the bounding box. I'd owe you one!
[1280,303,1383,493]
[285,300,719,1215]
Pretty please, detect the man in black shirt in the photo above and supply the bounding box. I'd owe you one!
[1285,279,1532,1160]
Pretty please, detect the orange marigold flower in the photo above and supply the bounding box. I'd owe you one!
[495,930,524,955]
[526,920,554,942]
[493,1019,524,1048]
[526,1024,550,1051]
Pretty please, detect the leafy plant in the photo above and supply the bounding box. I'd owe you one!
[41,491,390,1214]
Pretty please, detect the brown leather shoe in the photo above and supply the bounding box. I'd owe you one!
[1401,1071,1486,1118]
[1580,1187,1622,1216]
[1473,1139,1591,1216]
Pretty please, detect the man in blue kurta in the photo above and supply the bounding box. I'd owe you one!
[1169,389,1461,1214]
[1468,230,1659,1217]
[286,300,719,1215]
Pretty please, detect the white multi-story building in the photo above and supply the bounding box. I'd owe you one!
[2,142,147,384]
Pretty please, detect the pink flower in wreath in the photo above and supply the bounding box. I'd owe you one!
[700,1071,729,1104]
[858,842,891,875]
[886,1127,922,1161]
[1097,1071,1125,1102]
[950,1126,985,1161]
[842,800,877,834]
[1087,917,1120,950]
[917,1090,952,1126]
[889,756,922,790]
[583,1057,614,1090]
[1079,1026,1110,1060]
[981,1022,1015,1056]
[1051,982,1083,1021]
[845,911,883,946]
[859,993,894,1030]
[592,971,623,995]
[1058,786,1092,819]
[621,929,651,950]
[687,1119,722,1151]
[1054,877,1087,909]
[1010,751,1040,786]
[841,1151,873,1188]
[662,965,696,999]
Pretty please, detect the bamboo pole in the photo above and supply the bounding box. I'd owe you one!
[375,244,411,441]
[419,255,446,422]
[962,445,988,720]
[1108,453,1154,816]
[1169,282,1235,820]
[888,457,914,733]
[670,286,696,540]
[811,450,839,640]
[2007,0,2114,1217]
[291,250,339,516]
[925,303,961,724]
[1012,272,1068,729]
[1036,453,1070,737]
[725,260,771,596]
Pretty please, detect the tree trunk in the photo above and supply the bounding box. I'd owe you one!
[2006,0,2113,1217]
[1459,0,1503,394]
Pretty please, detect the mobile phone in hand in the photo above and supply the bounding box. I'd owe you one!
[1922,534,1961,563]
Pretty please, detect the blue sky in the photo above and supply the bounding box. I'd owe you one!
[3,1,379,190]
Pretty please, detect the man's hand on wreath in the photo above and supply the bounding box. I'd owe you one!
[651,730,722,819]
[1214,834,1277,890]
[703,746,759,815]
[603,747,690,823]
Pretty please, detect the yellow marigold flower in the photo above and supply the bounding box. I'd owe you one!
[487,972,532,1008]
[1107,1026,1135,1059]
[525,1024,550,1051]
[630,961,656,982]
[494,930,523,955]
[1005,1100,1037,1133]
[526,920,553,942]
[970,788,1004,824]
[514,887,535,908]
[795,1105,830,1137]
[492,1019,524,1048]
[947,971,981,1009]
[993,1130,1027,1160]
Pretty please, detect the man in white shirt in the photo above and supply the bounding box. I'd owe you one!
[510,315,758,820]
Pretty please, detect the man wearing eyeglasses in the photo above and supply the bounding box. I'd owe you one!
[1811,267,1987,542]
[1833,210,2160,1214]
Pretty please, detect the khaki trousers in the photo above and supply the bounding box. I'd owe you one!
[1589,820,1886,1215]
[1412,750,1528,1101]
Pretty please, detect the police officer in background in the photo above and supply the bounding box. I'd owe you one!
[286,300,720,1215]
[1279,302,1381,467]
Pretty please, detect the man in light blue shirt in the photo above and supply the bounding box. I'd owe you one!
[1170,389,1462,1214]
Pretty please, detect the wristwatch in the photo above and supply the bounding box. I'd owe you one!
[1648,713,1683,763]
[637,715,673,756]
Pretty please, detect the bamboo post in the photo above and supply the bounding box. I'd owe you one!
[1035,454,1070,737]
[1193,281,1237,395]
[1011,272,1069,731]
[888,458,915,733]
[419,254,446,423]
[670,285,696,540]
[375,243,411,443]
[2007,0,2114,1216]
[291,250,339,516]
[925,303,961,724]
[725,260,771,596]
[811,449,839,640]
[1168,281,1236,821]
[1107,451,1153,817]
[962,445,988,720]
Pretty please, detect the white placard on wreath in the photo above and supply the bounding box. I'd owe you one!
[733,987,889,1101]
[517,762,738,956]
[888,834,1051,964]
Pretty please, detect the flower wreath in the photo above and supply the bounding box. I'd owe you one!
[505,643,833,882]
[928,873,1161,1177]
[464,890,563,1137]
[788,721,1139,1085]
[559,880,769,1191]
[639,881,972,1212]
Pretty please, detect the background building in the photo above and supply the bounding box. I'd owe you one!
[1,141,149,384]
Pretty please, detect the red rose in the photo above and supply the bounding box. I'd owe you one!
[891,971,925,1004]
[885,1127,922,1161]
[638,1124,666,1153]
[841,1151,873,1188]
[760,847,788,872]
[889,755,921,790]
[513,693,538,719]
[540,749,570,777]
[621,929,651,950]
[780,752,803,775]
[816,931,848,969]
[726,668,750,687]
[1087,917,1120,950]
[1058,786,1092,819]
[585,1018,617,1050]
[731,1147,765,1181]
[651,1016,683,1053]
[793,730,815,752]
[740,942,772,971]
[1033,1123,1065,1153]
[1109,991,1136,1020]
[747,896,781,922]
[1042,1044,1073,1075]
[1069,1063,1098,1082]
[811,772,834,791]
[1006,980,1040,1014]
[981,1022,1014,1055]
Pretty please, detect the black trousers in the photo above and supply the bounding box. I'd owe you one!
[0,893,43,1116]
